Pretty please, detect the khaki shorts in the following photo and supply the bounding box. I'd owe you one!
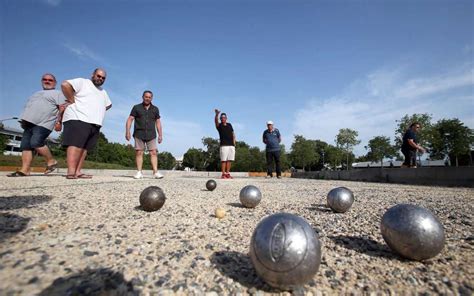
[134,137,157,151]
[220,146,235,161]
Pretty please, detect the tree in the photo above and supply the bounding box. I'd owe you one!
[429,118,474,166]
[182,148,206,170]
[0,134,8,154]
[202,137,220,171]
[335,128,360,170]
[395,113,434,150]
[290,135,318,171]
[158,152,176,170]
[365,136,397,168]
[279,144,291,172]
[326,145,344,170]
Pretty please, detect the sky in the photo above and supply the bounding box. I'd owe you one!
[1,0,473,158]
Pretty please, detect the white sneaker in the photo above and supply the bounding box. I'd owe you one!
[133,171,143,179]
[153,172,164,179]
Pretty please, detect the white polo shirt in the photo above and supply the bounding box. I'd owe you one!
[62,78,112,126]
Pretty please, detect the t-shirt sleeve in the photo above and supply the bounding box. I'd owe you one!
[67,78,84,92]
[103,90,112,107]
[229,123,234,132]
[155,107,161,120]
[130,105,138,117]
[407,130,415,140]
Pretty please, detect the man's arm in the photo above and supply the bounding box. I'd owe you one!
[125,116,134,141]
[214,109,220,129]
[232,132,236,146]
[61,81,75,104]
[263,131,267,144]
[278,130,282,143]
[408,139,425,153]
[156,118,163,144]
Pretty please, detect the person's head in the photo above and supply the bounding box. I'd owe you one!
[220,112,228,124]
[41,73,56,90]
[410,122,421,132]
[266,120,274,130]
[142,90,153,105]
[91,68,107,87]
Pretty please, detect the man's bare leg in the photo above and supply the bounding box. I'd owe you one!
[150,150,158,174]
[35,145,56,166]
[66,146,83,177]
[20,150,33,175]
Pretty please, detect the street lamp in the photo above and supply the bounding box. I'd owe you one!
[0,117,19,129]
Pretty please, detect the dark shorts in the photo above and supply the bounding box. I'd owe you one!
[62,120,101,151]
[20,121,52,150]
[402,149,417,167]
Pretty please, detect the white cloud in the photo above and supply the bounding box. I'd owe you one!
[293,65,474,156]
[62,42,104,63]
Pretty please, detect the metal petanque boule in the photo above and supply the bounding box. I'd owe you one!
[139,186,166,212]
[327,186,354,213]
[249,213,321,290]
[381,204,445,261]
[206,179,217,191]
[239,185,262,208]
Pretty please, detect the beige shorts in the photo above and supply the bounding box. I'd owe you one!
[134,137,157,151]
[220,146,235,161]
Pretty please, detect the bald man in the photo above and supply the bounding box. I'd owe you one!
[61,68,112,179]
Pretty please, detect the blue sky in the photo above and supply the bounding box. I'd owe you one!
[1,0,473,157]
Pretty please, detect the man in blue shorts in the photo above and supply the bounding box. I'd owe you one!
[125,90,164,179]
[61,68,112,179]
[8,73,66,177]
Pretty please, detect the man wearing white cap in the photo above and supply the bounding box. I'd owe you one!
[262,120,282,178]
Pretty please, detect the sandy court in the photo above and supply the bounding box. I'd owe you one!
[0,172,473,295]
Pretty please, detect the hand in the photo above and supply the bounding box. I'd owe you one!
[125,132,131,141]
[214,109,220,115]
[158,135,163,144]
[54,121,62,132]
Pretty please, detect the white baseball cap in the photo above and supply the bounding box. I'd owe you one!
[266,120,274,125]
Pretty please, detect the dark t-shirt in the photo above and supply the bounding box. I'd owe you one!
[263,128,281,152]
[402,129,417,151]
[130,103,160,141]
[217,123,234,146]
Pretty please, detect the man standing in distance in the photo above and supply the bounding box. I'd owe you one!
[401,122,425,168]
[61,68,112,179]
[125,90,164,179]
[7,73,66,177]
[262,120,282,178]
[214,109,236,179]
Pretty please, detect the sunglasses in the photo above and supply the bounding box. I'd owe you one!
[96,74,106,80]
[42,78,55,82]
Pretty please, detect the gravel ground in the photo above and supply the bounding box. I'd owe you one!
[0,173,473,295]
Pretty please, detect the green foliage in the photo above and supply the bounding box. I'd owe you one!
[290,135,318,170]
[202,137,220,171]
[335,128,360,170]
[183,147,206,170]
[279,144,291,171]
[158,152,176,170]
[395,113,434,148]
[365,136,397,164]
[0,134,7,153]
[429,118,474,166]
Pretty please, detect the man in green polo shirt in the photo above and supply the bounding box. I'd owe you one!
[125,90,164,179]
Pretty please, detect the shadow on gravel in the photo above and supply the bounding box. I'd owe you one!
[0,213,30,243]
[226,202,245,208]
[306,204,334,213]
[0,195,53,210]
[38,268,138,296]
[328,235,399,259]
[210,251,278,292]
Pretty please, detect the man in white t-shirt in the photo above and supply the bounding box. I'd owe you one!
[60,68,112,179]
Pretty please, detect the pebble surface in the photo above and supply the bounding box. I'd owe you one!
[0,173,473,295]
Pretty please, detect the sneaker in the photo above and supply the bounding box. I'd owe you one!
[133,171,143,179]
[277,176,282,179]
[226,173,233,179]
[221,173,227,179]
[153,172,164,179]
[265,175,272,179]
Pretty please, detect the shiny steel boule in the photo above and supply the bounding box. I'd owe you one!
[239,185,262,208]
[206,179,217,191]
[327,187,354,213]
[139,186,166,212]
[249,213,321,290]
[381,204,445,261]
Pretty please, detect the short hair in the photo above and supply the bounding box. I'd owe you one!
[410,122,421,128]
[42,73,56,82]
[220,113,227,118]
[93,68,107,76]
[142,90,153,97]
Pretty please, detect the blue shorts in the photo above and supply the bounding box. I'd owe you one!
[20,121,52,151]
